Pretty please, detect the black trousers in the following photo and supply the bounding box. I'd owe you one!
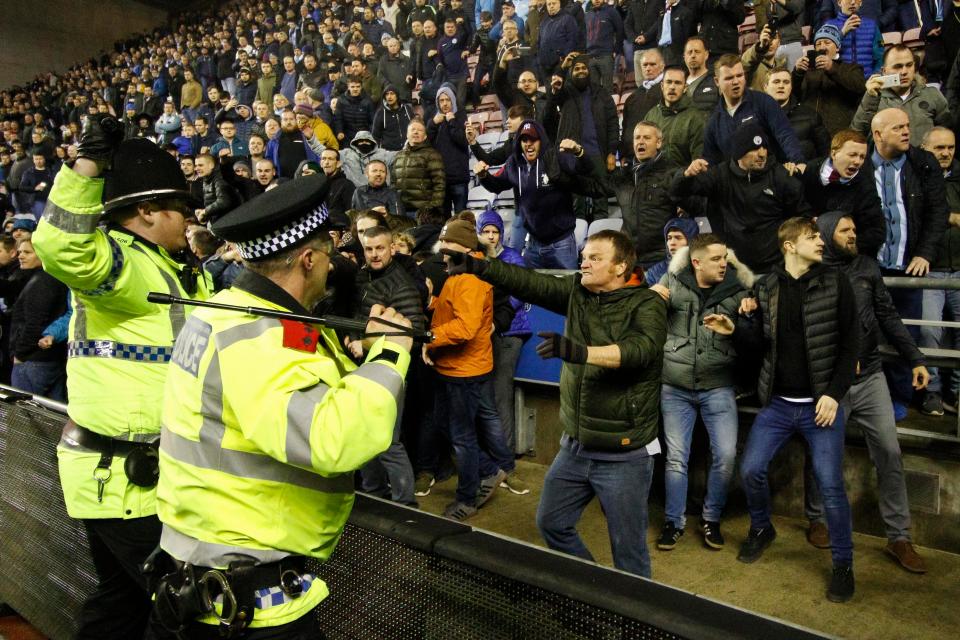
[76,515,173,640]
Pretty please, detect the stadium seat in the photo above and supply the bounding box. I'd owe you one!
[902,28,923,48]
[574,218,589,252]
[801,25,811,44]
[587,218,623,236]
[882,32,902,46]
[739,14,757,34]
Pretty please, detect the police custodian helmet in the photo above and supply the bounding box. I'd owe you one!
[102,139,195,213]
[211,173,332,261]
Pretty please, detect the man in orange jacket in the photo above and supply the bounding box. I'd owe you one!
[424,218,516,520]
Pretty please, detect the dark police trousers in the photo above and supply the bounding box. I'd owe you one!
[76,515,175,640]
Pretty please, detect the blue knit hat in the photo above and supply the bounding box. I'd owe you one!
[814,24,842,51]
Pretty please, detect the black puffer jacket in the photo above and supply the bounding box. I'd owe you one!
[738,264,859,406]
[201,170,241,222]
[334,92,375,144]
[816,210,924,380]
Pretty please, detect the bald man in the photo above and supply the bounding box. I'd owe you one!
[870,107,949,417]
[494,49,548,121]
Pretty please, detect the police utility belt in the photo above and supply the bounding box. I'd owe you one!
[147,549,309,637]
[61,420,160,500]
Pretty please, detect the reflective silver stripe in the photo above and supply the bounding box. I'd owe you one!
[73,298,87,341]
[197,318,278,448]
[161,426,354,494]
[216,317,281,351]
[198,351,226,447]
[161,524,292,568]
[285,383,331,469]
[156,269,185,337]
[43,200,101,234]
[348,361,404,400]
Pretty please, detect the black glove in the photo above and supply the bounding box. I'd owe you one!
[441,248,488,276]
[535,331,588,364]
[76,114,124,166]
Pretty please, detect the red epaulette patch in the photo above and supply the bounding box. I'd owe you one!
[280,320,320,352]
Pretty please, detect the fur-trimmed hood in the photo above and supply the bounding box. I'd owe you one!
[668,245,756,289]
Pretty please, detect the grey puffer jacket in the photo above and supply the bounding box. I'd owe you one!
[661,247,755,391]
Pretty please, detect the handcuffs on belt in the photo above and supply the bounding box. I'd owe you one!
[147,548,306,638]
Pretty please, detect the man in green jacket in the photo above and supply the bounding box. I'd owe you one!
[446,229,666,578]
[644,65,706,167]
[648,234,754,552]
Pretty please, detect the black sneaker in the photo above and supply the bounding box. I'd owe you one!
[737,525,777,563]
[827,564,855,603]
[657,522,684,550]
[921,392,944,416]
[700,519,725,549]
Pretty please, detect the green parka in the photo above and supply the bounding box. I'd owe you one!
[660,246,755,391]
[482,259,666,451]
[391,140,445,211]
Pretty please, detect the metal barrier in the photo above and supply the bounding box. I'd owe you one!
[0,388,831,640]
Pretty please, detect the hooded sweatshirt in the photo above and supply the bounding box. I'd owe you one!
[340,130,399,186]
[371,84,415,151]
[426,84,470,184]
[477,119,587,245]
[644,217,700,286]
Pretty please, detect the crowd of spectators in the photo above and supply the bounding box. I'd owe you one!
[2,0,960,603]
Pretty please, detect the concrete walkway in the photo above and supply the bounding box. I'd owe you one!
[419,460,960,640]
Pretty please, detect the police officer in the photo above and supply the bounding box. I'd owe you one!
[32,115,210,639]
[153,176,413,638]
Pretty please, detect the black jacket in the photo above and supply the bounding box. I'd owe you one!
[891,146,951,266]
[201,170,241,222]
[671,159,805,273]
[782,97,830,161]
[10,268,67,363]
[798,156,885,258]
[817,210,924,379]
[545,76,619,159]
[492,64,549,122]
[698,0,747,57]
[354,258,427,334]
[334,92,375,143]
[619,83,662,158]
[324,169,356,217]
[738,264,859,405]
[426,109,470,185]
[372,100,415,152]
[931,160,960,272]
[578,152,683,264]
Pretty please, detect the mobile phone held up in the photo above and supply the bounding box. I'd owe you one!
[806,49,819,69]
[879,74,901,89]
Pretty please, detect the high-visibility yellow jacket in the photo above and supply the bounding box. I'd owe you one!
[157,270,408,627]
[32,166,210,520]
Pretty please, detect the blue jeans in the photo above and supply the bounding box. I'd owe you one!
[435,374,514,505]
[661,384,739,528]
[12,360,66,402]
[537,446,655,578]
[920,270,960,395]
[523,232,578,270]
[505,211,526,254]
[740,397,853,566]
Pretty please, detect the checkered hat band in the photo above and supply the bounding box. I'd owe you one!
[236,203,329,260]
